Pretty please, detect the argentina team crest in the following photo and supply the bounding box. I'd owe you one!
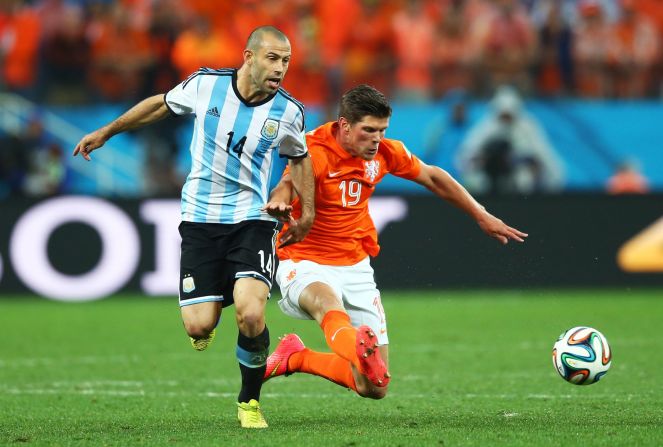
[364,160,380,182]
[182,275,196,293]
[260,119,280,140]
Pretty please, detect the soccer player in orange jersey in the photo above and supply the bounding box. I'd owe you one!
[262,85,527,399]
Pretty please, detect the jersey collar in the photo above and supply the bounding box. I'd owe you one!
[231,69,277,107]
[321,122,354,159]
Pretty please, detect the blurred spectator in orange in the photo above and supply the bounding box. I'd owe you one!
[35,0,77,42]
[472,0,537,95]
[120,0,153,32]
[88,3,154,102]
[143,0,182,95]
[606,160,649,194]
[41,6,90,104]
[573,0,612,97]
[392,0,436,102]
[0,0,41,95]
[608,0,660,98]
[431,0,477,98]
[531,0,574,96]
[232,0,290,40]
[634,0,663,35]
[316,0,360,101]
[634,0,663,97]
[171,14,242,81]
[456,85,564,194]
[342,0,397,97]
[183,0,235,31]
[279,0,329,107]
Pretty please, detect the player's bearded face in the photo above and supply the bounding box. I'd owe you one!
[344,116,389,160]
[252,39,291,94]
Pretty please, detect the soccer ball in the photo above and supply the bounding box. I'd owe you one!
[552,326,612,385]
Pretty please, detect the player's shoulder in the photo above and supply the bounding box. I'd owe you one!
[276,87,305,116]
[306,122,333,142]
[377,138,418,171]
[306,142,330,163]
[303,128,334,171]
[306,140,331,167]
[304,124,335,155]
[182,67,234,88]
[380,138,412,157]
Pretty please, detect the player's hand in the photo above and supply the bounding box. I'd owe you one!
[73,129,109,161]
[278,216,313,248]
[477,212,528,245]
[262,201,293,222]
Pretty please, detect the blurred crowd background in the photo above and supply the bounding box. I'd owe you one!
[1,0,661,199]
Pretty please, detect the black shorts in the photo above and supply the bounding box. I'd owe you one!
[178,220,278,308]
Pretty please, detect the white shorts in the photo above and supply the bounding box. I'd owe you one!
[275,257,388,345]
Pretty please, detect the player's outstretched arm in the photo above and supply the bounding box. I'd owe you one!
[413,162,528,245]
[73,94,170,161]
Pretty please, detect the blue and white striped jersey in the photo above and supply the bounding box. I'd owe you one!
[164,68,308,224]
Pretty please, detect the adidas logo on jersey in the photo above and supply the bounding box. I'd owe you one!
[206,106,220,117]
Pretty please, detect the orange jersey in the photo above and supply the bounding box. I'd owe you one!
[277,122,422,265]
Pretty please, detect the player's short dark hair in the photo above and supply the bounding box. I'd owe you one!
[246,26,289,51]
[339,85,392,124]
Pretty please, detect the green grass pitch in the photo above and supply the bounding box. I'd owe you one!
[1,289,662,446]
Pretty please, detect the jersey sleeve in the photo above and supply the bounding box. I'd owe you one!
[280,145,324,180]
[164,71,200,116]
[278,111,308,159]
[387,140,422,179]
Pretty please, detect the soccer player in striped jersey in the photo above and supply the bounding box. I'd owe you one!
[73,26,314,429]
[262,85,526,400]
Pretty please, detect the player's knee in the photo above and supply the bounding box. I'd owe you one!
[355,383,388,400]
[183,319,216,339]
[235,308,264,332]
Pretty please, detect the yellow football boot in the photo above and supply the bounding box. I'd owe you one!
[237,399,268,428]
[189,329,216,351]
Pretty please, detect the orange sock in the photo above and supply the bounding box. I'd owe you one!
[288,349,356,391]
[320,310,361,370]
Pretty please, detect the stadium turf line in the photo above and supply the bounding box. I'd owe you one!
[1,289,662,446]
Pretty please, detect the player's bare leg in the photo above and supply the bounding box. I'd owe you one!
[234,277,269,337]
[180,301,221,351]
[233,277,270,428]
[298,281,346,320]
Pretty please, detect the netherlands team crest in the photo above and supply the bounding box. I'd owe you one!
[364,160,380,182]
[261,119,280,140]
